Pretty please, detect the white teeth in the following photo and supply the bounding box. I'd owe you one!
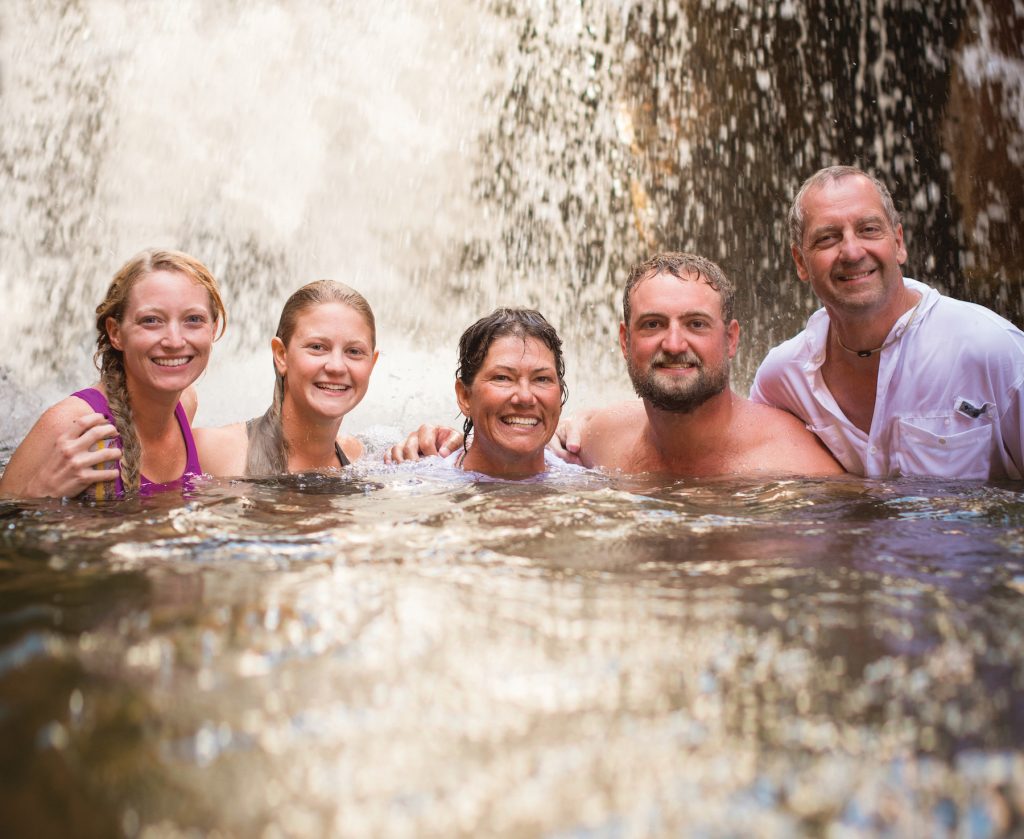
[316,383,349,392]
[153,357,189,367]
[502,416,539,426]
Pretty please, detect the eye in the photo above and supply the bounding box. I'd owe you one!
[308,342,328,352]
[535,374,555,384]
[140,316,160,326]
[492,373,512,382]
[688,319,709,330]
[346,347,367,357]
[185,314,208,325]
[640,318,661,330]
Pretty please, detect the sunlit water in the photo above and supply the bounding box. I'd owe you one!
[3,452,1024,837]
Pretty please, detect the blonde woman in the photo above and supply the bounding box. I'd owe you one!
[0,249,226,498]
[196,280,377,476]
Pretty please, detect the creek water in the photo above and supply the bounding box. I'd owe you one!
[2,1,1024,836]
[3,465,1024,836]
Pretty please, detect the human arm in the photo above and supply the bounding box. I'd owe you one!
[546,408,600,465]
[384,425,463,464]
[0,400,122,498]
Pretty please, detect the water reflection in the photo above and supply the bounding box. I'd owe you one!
[1,466,1023,835]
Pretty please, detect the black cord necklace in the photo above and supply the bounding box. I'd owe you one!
[832,302,922,359]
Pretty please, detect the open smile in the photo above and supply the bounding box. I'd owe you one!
[151,357,192,368]
[315,383,351,393]
[834,267,877,282]
[501,415,540,427]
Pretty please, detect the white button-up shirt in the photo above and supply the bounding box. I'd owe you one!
[750,279,1024,479]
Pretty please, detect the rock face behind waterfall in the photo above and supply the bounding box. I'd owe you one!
[475,0,1023,388]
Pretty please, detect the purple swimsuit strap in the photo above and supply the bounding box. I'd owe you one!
[71,388,201,496]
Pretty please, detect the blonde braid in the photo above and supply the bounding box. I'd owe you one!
[99,355,143,492]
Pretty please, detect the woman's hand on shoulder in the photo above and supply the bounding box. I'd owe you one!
[0,401,121,498]
[385,425,463,464]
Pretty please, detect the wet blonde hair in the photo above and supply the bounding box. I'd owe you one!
[94,249,226,492]
[245,280,376,476]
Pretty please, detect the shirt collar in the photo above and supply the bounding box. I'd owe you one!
[799,277,939,371]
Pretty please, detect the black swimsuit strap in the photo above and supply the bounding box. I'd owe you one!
[335,441,350,467]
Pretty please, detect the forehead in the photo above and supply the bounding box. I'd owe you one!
[483,334,556,367]
[292,301,371,336]
[802,176,887,227]
[630,271,723,318]
[128,270,210,307]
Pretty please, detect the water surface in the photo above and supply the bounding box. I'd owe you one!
[3,462,1023,836]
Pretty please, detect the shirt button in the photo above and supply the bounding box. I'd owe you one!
[870,446,878,454]
[939,438,947,445]
[945,418,951,426]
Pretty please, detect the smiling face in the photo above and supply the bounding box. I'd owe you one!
[621,271,739,413]
[105,269,216,396]
[792,174,909,319]
[455,335,562,475]
[273,301,378,424]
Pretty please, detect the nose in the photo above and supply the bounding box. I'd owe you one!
[161,322,186,348]
[661,322,689,355]
[324,350,347,374]
[838,230,866,262]
[510,378,536,404]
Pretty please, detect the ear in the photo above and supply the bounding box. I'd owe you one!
[726,319,740,359]
[894,223,907,265]
[271,336,287,377]
[455,379,471,417]
[791,244,810,283]
[619,321,629,360]
[106,317,123,351]
[370,349,380,370]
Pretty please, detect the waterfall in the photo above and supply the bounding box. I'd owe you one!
[1,0,1021,445]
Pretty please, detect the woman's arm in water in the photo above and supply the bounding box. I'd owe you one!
[0,398,122,498]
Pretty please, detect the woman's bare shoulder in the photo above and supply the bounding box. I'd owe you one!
[194,423,248,476]
[338,433,364,463]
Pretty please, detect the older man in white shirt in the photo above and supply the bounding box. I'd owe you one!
[751,165,1024,479]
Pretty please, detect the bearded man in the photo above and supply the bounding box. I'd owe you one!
[556,252,842,476]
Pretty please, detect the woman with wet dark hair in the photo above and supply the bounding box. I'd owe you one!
[444,307,568,478]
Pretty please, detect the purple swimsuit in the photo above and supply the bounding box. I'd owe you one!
[72,388,202,497]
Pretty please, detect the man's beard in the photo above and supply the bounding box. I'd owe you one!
[627,350,730,414]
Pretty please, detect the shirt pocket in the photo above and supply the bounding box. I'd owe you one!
[894,417,995,479]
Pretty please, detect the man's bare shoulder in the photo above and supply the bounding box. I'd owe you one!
[734,399,844,475]
[580,400,645,469]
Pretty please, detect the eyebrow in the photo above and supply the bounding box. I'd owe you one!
[809,213,888,236]
[634,309,716,322]
[489,363,557,374]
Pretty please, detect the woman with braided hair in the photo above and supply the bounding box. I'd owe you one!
[195,280,377,476]
[0,249,225,498]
